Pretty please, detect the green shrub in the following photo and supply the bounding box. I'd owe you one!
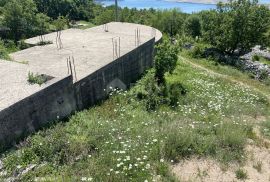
[132,71,187,111]
[261,120,270,138]
[235,169,248,180]
[0,40,10,60]
[131,70,163,111]
[166,82,187,106]
[4,40,18,53]
[189,43,206,58]
[252,54,260,62]
[27,72,47,86]
[259,69,269,80]
[155,40,179,84]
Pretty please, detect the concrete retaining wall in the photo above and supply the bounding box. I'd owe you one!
[0,38,156,152]
[0,76,76,151]
[75,38,155,109]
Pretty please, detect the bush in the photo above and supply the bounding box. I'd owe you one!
[261,120,270,138]
[155,40,179,84]
[131,70,188,111]
[131,70,164,111]
[259,69,269,80]
[0,40,10,60]
[235,169,248,180]
[27,72,47,86]
[184,15,202,38]
[189,43,206,58]
[4,40,18,53]
[166,82,187,106]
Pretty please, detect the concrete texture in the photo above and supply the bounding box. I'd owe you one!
[0,22,162,111]
[0,22,162,151]
[0,75,76,151]
[75,38,155,109]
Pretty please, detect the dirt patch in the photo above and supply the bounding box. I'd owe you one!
[171,145,270,182]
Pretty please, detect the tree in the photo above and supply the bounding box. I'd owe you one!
[265,27,270,48]
[35,13,50,43]
[53,16,67,49]
[154,40,179,84]
[150,9,185,37]
[2,0,38,42]
[94,8,114,25]
[0,0,9,7]
[34,0,94,20]
[201,0,270,54]
[184,15,201,38]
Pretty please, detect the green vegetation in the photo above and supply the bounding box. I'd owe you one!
[0,40,10,60]
[0,0,270,181]
[261,120,270,138]
[1,52,269,180]
[2,0,42,42]
[235,169,248,180]
[201,0,270,54]
[252,54,270,66]
[0,0,269,57]
[184,15,201,38]
[27,72,47,86]
[154,40,179,84]
[189,43,209,58]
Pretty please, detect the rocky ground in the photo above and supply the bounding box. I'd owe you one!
[204,46,270,79]
[240,46,270,77]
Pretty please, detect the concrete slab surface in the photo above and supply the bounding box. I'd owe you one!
[0,22,162,111]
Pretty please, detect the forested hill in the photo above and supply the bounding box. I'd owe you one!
[0,0,270,181]
[0,0,269,59]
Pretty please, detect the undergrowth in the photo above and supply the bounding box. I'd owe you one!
[0,59,269,181]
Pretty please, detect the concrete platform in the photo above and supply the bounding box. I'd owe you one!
[0,22,162,111]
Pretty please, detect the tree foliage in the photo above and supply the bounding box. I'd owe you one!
[184,15,201,38]
[201,0,270,54]
[151,9,185,37]
[2,0,38,41]
[154,40,179,84]
[53,16,68,31]
[33,0,94,20]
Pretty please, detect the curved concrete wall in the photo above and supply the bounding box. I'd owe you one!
[0,37,157,152]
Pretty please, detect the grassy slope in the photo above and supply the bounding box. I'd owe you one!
[180,51,270,101]
[0,55,269,181]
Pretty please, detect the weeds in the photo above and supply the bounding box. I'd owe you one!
[189,43,209,58]
[235,168,248,180]
[0,40,10,60]
[27,72,47,86]
[0,58,269,181]
[261,120,270,138]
